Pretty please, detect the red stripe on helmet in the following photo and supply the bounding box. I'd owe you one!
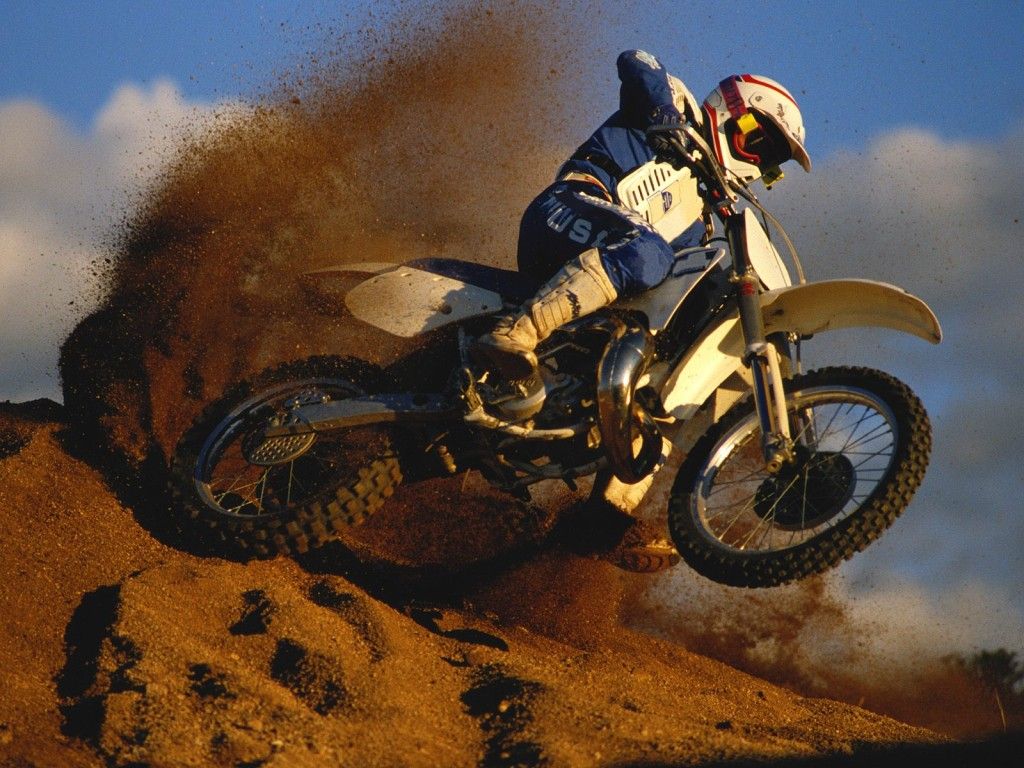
[719,76,748,120]
[706,103,724,163]
[739,74,798,107]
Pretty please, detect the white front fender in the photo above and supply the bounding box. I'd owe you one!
[761,279,942,344]
[658,279,941,422]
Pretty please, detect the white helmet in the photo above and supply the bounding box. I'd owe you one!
[702,74,811,185]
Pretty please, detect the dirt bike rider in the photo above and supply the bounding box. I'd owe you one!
[471,50,812,573]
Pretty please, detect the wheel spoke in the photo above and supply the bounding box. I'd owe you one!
[738,470,802,549]
[212,475,264,503]
[811,402,846,445]
[843,427,889,453]
[714,490,762,540]
[194,379,379,519]
[691,380,906,556]
[256,469,270,514]
[851,446,893,471]
[706,466,768,488]
[211,474,249,499]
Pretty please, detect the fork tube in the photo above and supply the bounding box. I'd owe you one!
[725,214,790,471]
[725,215,765,344]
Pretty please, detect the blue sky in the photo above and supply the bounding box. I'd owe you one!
[4,1,1023,155]
[2,0,1023,658]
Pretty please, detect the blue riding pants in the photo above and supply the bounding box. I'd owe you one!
[516,180,675,296]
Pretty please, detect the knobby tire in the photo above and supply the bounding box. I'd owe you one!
[667,366,931,587]
[170,356,402,557]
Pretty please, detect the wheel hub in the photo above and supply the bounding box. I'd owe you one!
[753,450,855,530]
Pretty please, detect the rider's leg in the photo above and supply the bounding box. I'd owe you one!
[472,184,676,381]
[588,436,680,573]
[470,247,617,380]
[472,182,681,571]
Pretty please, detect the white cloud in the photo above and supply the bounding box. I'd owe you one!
[0,81,214,400]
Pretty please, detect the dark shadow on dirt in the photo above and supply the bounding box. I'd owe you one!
[56,583,122,744]
[461,663,547,768]
[56,423,242,561]
[0,398,64,458]
[228,589,276,636]
[59,301,274,563]
[292,490,607,610]
[294,529,547,607]
[269,637,351,716]
[307,580,389,662]
[407,604,510,652]
[609,729,1024,767]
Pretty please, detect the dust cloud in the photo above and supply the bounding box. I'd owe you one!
[60,0,576,464]
[611,455,1022,739]
[625,571,1022,737]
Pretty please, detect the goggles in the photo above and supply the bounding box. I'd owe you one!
[726,111,793,171]
[718,76,794,185]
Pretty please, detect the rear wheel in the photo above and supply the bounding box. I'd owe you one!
[170,357,402,556]
[668,367,931,587]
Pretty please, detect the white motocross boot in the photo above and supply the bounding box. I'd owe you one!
[471,248,619,382]
[594,437,680,573]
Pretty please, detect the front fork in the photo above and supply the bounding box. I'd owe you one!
[728,218,794,473]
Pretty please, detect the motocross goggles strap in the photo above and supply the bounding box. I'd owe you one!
[720,76,753,127]
[720,75,765,166]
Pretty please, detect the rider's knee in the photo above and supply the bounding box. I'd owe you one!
[599,233,675,296]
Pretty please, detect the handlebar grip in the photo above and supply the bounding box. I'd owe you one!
[646,124,692,171]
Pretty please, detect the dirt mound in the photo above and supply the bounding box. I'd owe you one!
[2,404,963,767]
[10,403,1024,766]
[0,403,170,767]
[59,558,943,767]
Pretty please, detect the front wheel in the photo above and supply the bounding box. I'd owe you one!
[667,366,931,587]
[170,356,403,557]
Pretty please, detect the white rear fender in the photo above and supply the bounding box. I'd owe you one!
[305,263,504,337]
[658,279,941,422]
[346,266,503,337]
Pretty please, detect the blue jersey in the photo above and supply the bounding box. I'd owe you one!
[558,50,684,202]
[518,51,700,296]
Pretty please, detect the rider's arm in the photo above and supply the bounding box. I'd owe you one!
[617,50,678,127]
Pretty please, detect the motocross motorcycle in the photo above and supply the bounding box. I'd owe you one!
[170,121,941,588]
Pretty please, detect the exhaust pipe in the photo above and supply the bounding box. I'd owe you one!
[596,319,663,484]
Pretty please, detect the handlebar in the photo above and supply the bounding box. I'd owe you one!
[645,122,738,214]
[645,122,807,284]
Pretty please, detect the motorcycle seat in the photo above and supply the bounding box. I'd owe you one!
[406,258,541,304]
